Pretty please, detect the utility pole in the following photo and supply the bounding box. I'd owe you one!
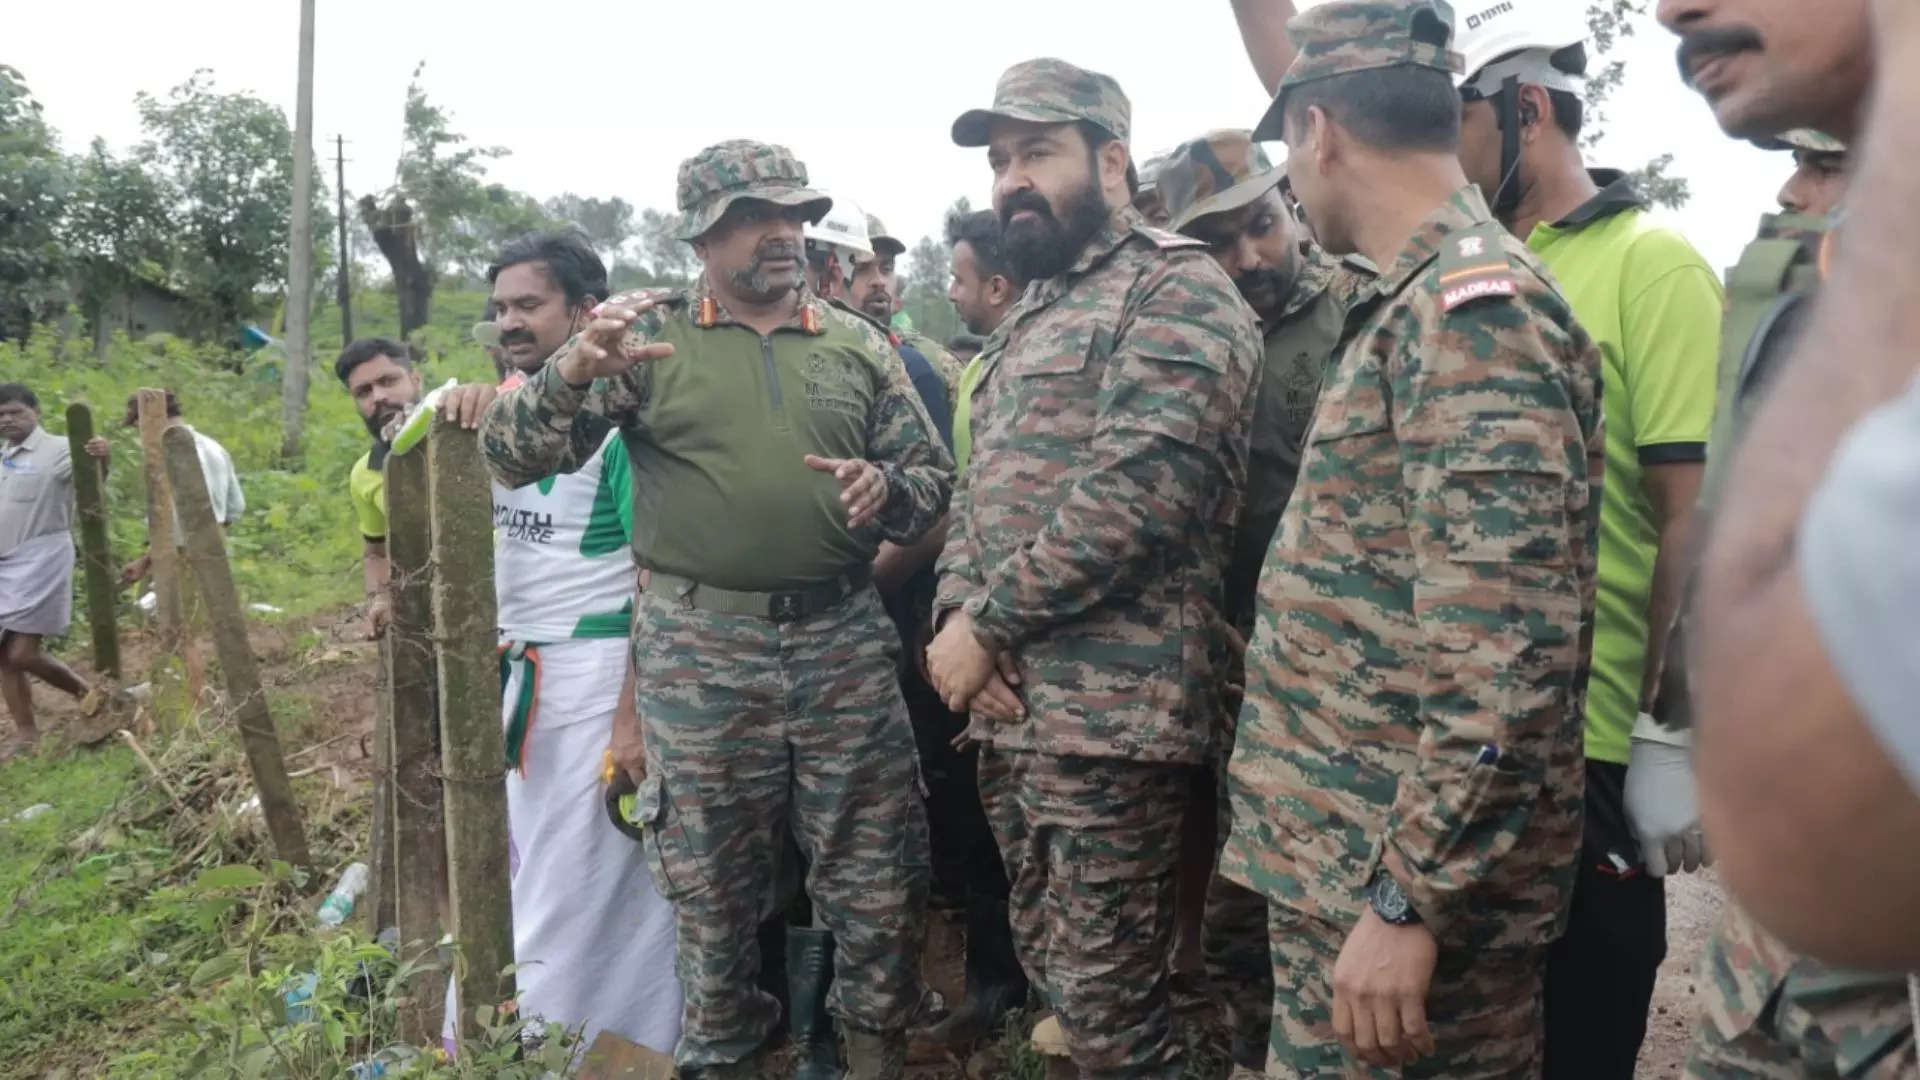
[336,134,353,344]
[280,0,317,465]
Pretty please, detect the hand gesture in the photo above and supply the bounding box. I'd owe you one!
[435,383,500,430]
[803,455,889,528]
[555,292,677,386]
[84,436,110,459]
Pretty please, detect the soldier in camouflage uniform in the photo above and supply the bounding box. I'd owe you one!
[1154,127,1374,1076]
[479,139,952,1080]
[1222,2,1604,1075]
[1133,151,1173,228]
[925,58,1262,1078]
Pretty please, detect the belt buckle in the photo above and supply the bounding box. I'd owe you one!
[768,591,804,623]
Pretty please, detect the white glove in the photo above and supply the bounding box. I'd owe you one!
[1624,712,1709,878]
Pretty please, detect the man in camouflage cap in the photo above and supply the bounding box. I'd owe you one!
[1223,1,1604,1074]
[480,138,952,1080]
[1157,127,1374,1077]
[1133,151,1173,227]
[928,57,1261,1077]
[1761,129,1849,217]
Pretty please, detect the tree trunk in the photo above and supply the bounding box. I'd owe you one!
[357,194,433,338]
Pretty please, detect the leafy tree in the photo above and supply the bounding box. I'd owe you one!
[64,138,177,352]
[543,194,637,263]
[634,208,697,285]
[0,65,71,342]
[1584,1,1690,208]
[899,197,969,346]
[133,70,327,332]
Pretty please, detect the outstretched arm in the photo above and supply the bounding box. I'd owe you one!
[1231,0,1301,98]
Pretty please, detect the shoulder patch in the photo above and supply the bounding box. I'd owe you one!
[1132,223,1209,251]
[1434,225,1519,313]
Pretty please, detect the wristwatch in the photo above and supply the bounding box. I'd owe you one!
[1368,870,1421,926]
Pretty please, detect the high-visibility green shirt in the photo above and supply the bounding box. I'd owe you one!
[953,353,987,475]
[1526,171,1721,764]
[349,449,387,542]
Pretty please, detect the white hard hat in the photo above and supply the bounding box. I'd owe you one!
[1454,0,1588,97]
[804,195,873,258]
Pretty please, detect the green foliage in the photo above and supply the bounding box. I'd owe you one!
[543,194,637,261]
[0,292,493,625]
[899,198,968,348]
[0,65,71,342]
[107,866,580,1079]
[1583,1,1690,209]
[64,137,179,334]
[132,70,333,332]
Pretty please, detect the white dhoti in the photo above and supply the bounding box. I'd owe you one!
[445,636,681,1055]
[0,532,74,637]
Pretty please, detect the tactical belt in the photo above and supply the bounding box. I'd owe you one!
[650,567,872,623]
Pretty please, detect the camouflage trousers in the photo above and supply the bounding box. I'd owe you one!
[1686,909,1914,1079]
[1203,762,1274,1073]
[630,587,931,1069]
[1267,908,1546,1079]
[977,746,1191,1078]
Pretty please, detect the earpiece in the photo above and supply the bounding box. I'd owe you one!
[1520,102,1540,128]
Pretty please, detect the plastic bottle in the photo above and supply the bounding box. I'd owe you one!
[386,378,459,457]
[316,862,370,927]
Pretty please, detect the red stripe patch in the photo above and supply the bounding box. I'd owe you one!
[1440,275,1517,312]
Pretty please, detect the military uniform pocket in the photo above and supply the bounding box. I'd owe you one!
[634,773,711,902]
[1440,421,1571,567]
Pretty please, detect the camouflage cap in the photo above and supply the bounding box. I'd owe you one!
[1252,0,1463,142]
[675,139,833,242]
[1159,130,1286,232]
[1136,151,1170,193]
[866,213,907,258]
[1754,129,1847,154]
[952,58,1130,148]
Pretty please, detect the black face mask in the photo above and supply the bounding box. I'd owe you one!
[1001,174,1110,283]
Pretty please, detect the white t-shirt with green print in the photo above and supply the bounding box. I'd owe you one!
[492,427,635,642]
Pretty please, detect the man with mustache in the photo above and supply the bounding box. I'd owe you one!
[1446,6,1728,1076]
[1648,2,1916,1076]
[335,337,424,641]
[1225,1,1604,1073]
[480,139,951,1080]
[1154,127,1373,1078]
[927,58,1261,1077]
[431,230,681,1055]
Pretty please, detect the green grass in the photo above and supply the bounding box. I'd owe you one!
[1,286,495,628]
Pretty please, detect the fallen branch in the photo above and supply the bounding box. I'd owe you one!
[119,729,186,809]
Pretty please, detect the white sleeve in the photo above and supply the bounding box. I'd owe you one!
[1796,373,1920,794]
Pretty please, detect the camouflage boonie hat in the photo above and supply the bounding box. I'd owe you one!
[1252,0,1463,142]
[1159,130,1286,232]
[952,58,1131,148]
[866,213,907,258]
[1755,129,1847,154]
[674,139,833,242]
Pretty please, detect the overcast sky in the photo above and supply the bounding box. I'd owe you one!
[16,0,1789,276]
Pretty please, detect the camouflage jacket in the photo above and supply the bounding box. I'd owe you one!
[900,328,965,404]
[1222,186,1604,950]
[935,204,1262,765]
[1227,244,1375,635]
[479,279,952,590]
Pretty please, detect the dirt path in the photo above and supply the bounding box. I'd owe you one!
[1638,870,1725,1076]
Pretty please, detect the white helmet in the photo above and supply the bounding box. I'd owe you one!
[804,195,873,260]
[1453,0,1588,98]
